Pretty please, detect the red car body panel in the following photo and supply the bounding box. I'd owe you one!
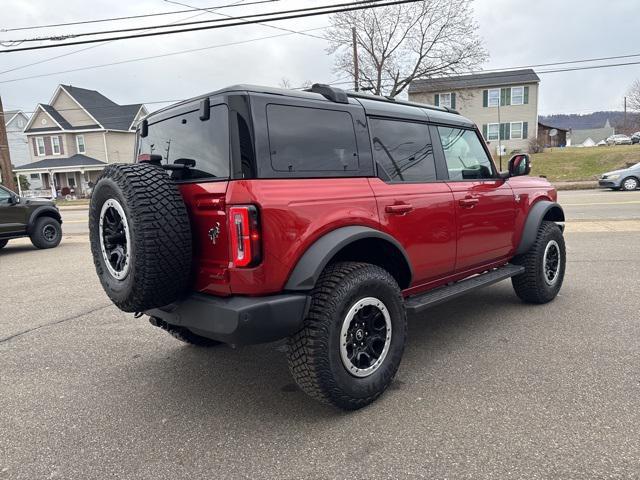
[180,174,557,300]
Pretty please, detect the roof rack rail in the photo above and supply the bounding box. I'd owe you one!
[345,91,459,115]
[305,83,349,104]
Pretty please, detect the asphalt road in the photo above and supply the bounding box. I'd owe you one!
[1,196,639,479]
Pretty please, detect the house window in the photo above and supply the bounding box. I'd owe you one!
[30,173,39,180]
[510,122,523,139]
[76,135,86,154]
[511,86,524,105]
[439,92,452,108]
[67,173,76,188]
[52,136,61,155]
[488,88,500,107]
[36,137,45,156]
[487,123,500,141]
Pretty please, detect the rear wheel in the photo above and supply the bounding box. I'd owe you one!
[287,262,406,410]
[30,217,62,249]
[511,221,566,304]
[621,177,639,191]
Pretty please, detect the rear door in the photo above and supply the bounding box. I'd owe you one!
[434,126,516,272]
[367,117,456,286]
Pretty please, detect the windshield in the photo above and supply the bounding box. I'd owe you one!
[137,103,230,180]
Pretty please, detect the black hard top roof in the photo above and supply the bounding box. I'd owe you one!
[146,84,474,127]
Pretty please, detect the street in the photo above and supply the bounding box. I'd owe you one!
[1,189,639,479]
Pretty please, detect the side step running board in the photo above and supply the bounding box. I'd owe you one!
[405,264,525,315]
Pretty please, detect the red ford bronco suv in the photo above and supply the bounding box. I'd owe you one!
[89,84,566,410]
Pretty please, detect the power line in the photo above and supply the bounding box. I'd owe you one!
[0,0,405,53]
[0,0,280,32]
[0,26,327,85]
[164,0,326,40]
[4,0,380,44]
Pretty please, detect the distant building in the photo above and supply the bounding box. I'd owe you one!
[568,120,615,147]
[3,110,31,168]
[15,84,147,198]
[537,121,569,148]
[409,69,540,155]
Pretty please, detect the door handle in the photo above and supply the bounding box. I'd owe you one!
[458,197,479,208]
[385,203,413,215]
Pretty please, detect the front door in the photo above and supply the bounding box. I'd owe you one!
[436,126,516,272]
[0,186,28,236]
[368,117,456,287]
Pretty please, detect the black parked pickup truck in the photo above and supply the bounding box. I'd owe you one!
[0,185,62,250]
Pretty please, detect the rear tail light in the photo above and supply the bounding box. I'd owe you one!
[229,205,261,268]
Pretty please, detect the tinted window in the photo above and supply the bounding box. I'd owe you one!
[0,187,11,201]
[438,127,494,180]
[138,104,229,180]
[267,104,358,172]
[370,118,437,182]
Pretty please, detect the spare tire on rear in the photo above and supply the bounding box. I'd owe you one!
[89,163,192,312]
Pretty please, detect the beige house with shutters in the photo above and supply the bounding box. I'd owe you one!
[408,69,540,156]
[14,85,147,198]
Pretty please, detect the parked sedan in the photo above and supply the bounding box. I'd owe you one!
[606,134,633,145]
[631,132,640,144]
[598,162,640,190]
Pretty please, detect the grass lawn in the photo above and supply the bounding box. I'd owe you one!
[54,198,90,207]
[530,144,640,182]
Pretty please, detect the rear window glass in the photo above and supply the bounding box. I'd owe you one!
[266,104,358,172]
[369,118,437,182]
[138,103,229,180]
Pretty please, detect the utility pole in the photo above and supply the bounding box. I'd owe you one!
[624,96,627,132]
[0,95,17,192]
[351,26,359,92]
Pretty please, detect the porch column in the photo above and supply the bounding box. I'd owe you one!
[49,170,56,198]
[16,173,23,196]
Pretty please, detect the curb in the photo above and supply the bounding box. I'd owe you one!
[58,205,90,211]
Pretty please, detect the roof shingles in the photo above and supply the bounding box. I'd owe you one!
[409,69,540,94]
[14,154,106,171]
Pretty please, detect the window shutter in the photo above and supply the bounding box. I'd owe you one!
[505,88,511,106]
[500,88,506,106]
[44,137,52,156]
[482,124,488,140]
[523,122,528,139]
[483,90,488,107]
[524,86,529,104]
[434,94,440,106]
[451,93,456,109]
[505,123,511,140]
[499,123,505,140]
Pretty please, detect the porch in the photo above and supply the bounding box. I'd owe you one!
[13,154,106,199]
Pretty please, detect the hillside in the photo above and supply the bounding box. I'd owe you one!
[540,111,640,131]
[531,144,640,182]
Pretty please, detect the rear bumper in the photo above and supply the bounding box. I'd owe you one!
[145,293,310,346]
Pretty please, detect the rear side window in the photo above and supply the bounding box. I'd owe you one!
[438,127,494,180]
[266,104,358,172]
[138,104,229,180]
[369,118,437,182]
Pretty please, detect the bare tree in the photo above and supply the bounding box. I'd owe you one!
[326,0,487,97]
[627,79,640,112]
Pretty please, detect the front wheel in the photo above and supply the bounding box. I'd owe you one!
[287,262,407,410]
[511,221,566,304]
[30,217,62,249]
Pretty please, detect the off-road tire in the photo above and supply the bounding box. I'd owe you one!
[287,262,407,410]
[0,239,8,249]
[511,221,566,304]
[150,318,223,347]
[89,163,192,312]
[29,217,62,249]
[621,176,639,191]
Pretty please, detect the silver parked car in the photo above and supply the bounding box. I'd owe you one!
[606,134,632,145]
[598,161,640,190]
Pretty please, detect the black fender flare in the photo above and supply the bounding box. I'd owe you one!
[516,201,565,255]
[284,226,413,291]
[27,206,62,234]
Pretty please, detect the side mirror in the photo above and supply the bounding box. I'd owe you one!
[9,194,20,205]
[508,154,531,177]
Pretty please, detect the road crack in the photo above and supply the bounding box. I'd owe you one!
[0,303,113,344]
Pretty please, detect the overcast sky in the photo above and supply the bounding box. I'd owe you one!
[1,0,639,117]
